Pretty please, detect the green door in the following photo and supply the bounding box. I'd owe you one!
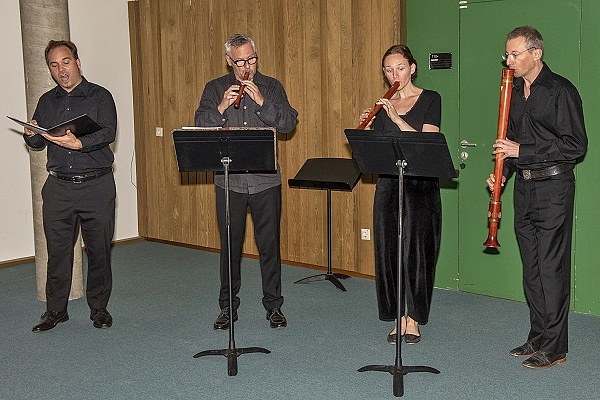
[457,0,582,300]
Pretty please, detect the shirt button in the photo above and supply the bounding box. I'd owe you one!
[243,121,248,125]
[243,106,247,110]
[69,166,72,169]
[256,111,261,115]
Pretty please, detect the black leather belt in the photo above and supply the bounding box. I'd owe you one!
[49,167,112,183]
[518,163,574,180]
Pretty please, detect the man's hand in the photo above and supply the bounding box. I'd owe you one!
[486,174,506,192]
[41,130,83,150]
[240,80,264,106]
[492,138,520,159]
[217,80,264,114]
[218,85,243,114]
[24,120,38,137]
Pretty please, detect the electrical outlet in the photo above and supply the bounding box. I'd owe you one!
[155,127,163,137]
[361,228,371,241]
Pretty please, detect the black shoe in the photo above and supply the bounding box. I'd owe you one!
[509,341,538,358]
[213,307,238,330]
[387,332,400,344]
[522,351,566,369]
[266,307,287,329]
[32,311,69,332]
[404,333,421,344]
[404,324,421,344]
[90,308,113,329]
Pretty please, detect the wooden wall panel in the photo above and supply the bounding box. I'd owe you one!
[282,0,326,266]
[129,0,404,276]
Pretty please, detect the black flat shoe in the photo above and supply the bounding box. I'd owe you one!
[387,331,404,344]
[404,333,421,344]
[387,333,396,344]
[522,351,566,369]
[404,325,421,344]
[213,307,238,330]
[509,341,538,358]
[387,333,397,344]
[32,311,69,332]
[266,307,287,329]
[90,308,113,329]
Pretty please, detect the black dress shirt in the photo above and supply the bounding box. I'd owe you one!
[505,63,587,174]
[194,71,298,194]
[24,77,117,175]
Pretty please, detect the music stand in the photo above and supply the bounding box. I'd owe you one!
[173,127,277,376]
[345,129,458,397]
[288,158,362,291]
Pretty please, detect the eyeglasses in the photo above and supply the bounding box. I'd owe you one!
[229,55,258,67]
[501,47,536,61]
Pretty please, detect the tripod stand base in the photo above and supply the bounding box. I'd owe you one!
[194,346,271,376]
[358,364,440,397]
[294,273,350,291]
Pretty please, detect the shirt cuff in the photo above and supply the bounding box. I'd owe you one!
[518,143,536,165]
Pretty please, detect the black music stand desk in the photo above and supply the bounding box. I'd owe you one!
[345,129,458,397]
[288,158,361,291]
[173,127,276,377]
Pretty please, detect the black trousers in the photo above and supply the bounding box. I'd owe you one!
[514,170,575,355]
[373,176,441,323]
[215,185,283,311]
[42,172,116,312]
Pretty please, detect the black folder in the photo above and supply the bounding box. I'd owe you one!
[7,114,102,137]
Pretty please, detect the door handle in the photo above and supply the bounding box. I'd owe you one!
[460,140,477,148]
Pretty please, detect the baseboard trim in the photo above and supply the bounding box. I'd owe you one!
[2,236,375,280]
[0,255,35,268]
[142,237,375,280]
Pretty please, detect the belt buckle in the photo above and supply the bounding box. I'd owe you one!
[72,175,85,184]
[522,170,532,180]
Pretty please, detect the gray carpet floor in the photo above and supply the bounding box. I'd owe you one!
[1,240,598,399]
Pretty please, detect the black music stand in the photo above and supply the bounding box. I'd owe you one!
[345,129,458,397]
[173,127,277,376]
[288,158,362,291]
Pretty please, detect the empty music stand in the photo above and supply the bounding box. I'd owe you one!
[345,129,458,397]
[173,127,277,376]
[288,158,362,291]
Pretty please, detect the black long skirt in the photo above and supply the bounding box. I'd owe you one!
[373,175,441,323]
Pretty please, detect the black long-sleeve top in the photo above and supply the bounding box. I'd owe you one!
[504,63,587,175]
[194,71,298,194]
[23,77,117,175]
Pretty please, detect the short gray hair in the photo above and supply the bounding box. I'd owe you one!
[507,26,544,52]
[225,34,257,56]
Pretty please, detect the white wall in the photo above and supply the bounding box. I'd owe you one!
[0,1,32,261]
[68,0,139,243]
[0,0,138,263]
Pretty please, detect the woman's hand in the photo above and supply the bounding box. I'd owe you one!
[359,108,374,129]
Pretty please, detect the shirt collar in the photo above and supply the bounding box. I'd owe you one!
[532,62,554,89]
[52,76,91,97]
[514,62,553,92]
